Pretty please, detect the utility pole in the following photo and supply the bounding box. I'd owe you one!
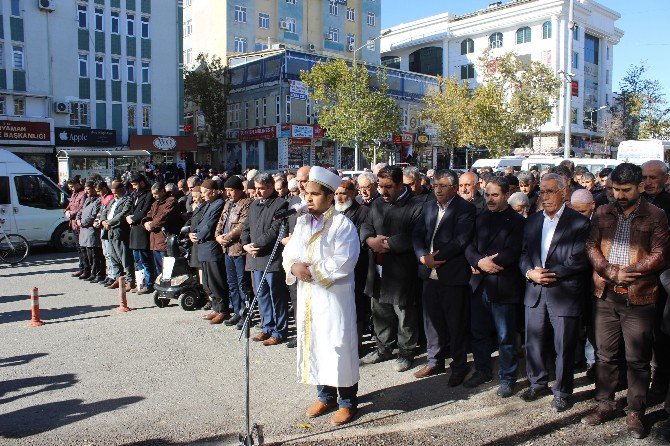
[563,0,575,159]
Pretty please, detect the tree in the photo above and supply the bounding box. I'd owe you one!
[600,112,626,149]
[420,76,472,153]
[470,81,519,158]
[300,59,400,162]
[184,54,229,150]
[614,63,668,140]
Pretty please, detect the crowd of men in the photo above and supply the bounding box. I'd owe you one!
[61,159,670,436]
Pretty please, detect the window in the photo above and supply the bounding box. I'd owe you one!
[127,14,135,36]
[306,100,312,125]
[366,39,375,51]
[95,56,104,79]
[184,19,192,35]
[258,13,269,29]
[489,32,503,49]
[185,48,192,64]
[460,64,475,80]
[516,27,531,44]
[606,45,610,60]
[185,0,191,6]
[573,24,579,40]
[254,99,259,126]
[0,176,9,204]
[78,53,88,77]
[347,34,355,50]
[11,0,20,17]
[111,58,120,80]
[460,38,474,55]
[128,104,136,127]
[0,45,3,69]
[111,11,120,34]
[285,0,296,4]
[12,46,24,70]
[571,107,578,124]
[584,34,599,65]
[70,101,90,126]
[254,42,269,51]
[572,51,579,70]
[329,1,338,16]
[78,4,87,28]
[244,102,249,125]
[542,21,552,39]
[367,12,375,27]
[141,16,149,38]
[262,97,267,125]
[606,69,610,85]
[141,62,150,83]
[0,96,5,115]
[234,37,247,53]
[142,106,151,128]
[329,28,339,43]
[234,5,247,23]
[13,98,24,116]
[285,18,296,33]
[285,95,291,123]
[275,95,280,122]
[95,8,104,31]
[347,8,355,22]
[14,175,64,210]
[127,60,135,82]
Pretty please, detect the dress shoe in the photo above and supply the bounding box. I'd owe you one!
[236,317,245,330]
[626,411,646,439]
[413,364,446,379]
[332,407,357,426]
[581,407,618,426]
[71,270,85,277]
[448,371,469,387]
[209,313,230,324]
[107,278,120,289]
[497,382,515,398]
[393,355,414,372]
[286,339,297,349]
[224,313,241,326]
[252,332,271,342]
[306,401,336,418]
[138,286,154,295]
[262,336,285,346]
[101,278,114,286]
[657,419,670,442]
[551,396,571,412]
[463,370,493,388]
[79,274,92,281]
[520,386,551,402]
[360,350,393,365]
[89,277,102,283]
[202,312,217,320]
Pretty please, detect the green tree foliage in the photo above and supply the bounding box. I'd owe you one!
[300,59,400,161]
[470,82,519,158]
[421,76,472,150]
[184,54,229,149]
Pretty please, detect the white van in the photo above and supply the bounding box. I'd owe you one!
[471,158,500,171]
[495,157,525,172]
[0,149,76,251]
[521,156,620,174]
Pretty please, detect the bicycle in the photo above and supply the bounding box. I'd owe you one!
[0,218,29,265]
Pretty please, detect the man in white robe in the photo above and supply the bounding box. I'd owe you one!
[282,166,361,426]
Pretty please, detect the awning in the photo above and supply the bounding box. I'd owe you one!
[57,149,151,158]
[4,146,54,154]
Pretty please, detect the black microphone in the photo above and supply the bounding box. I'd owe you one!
[273,203,307,221]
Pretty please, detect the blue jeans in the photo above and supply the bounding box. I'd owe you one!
[132,249,154,287]
[471,287,519,384]
[152,250,165,279]
[225,254,249,315]
[253,270,289,339]
[317,383,358,409]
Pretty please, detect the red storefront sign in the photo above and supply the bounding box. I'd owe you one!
[393,132,415,144]
[571,81,579,97]
[290,138,312,146]
[239,126,276,141]
[0,119,53,145]
[313,125,324,138]
[129,135,197,152]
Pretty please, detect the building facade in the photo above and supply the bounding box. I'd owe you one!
[182,0,382,68]
[0,0,183,175]
[380,0,624,156]
[222,48,438,171]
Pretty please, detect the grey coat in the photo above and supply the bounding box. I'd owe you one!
[77,196,102,248]
[104,195,134,242]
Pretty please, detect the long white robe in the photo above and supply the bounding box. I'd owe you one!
[282,206,360,388]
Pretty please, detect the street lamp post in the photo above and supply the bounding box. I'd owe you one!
[352,29,392,171]
[564,0,575,159]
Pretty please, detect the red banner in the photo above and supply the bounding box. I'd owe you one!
[239,126,276,141]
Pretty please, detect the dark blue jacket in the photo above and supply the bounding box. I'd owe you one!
[194,197,225,262]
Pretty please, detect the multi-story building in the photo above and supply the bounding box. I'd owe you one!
[0,0,184,177]
[182,0,382,68]
[380,0,624,156]
[223,48,439,171]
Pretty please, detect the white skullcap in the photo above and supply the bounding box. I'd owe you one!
[571,188,594,205]
[246,169,258,181]
[309,166,342,192]
[508,192,530,207]
[288,177,299,191]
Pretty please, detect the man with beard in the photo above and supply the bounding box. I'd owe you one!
[459,172,486,215]
[518,172,538,213]
[336,180,370,345]
[76,181,103,282]
[356,172,379,207]
[403,166,431,202]
[66,178,88,277]
[583,163,669,439]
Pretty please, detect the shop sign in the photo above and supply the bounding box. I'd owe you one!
[129,135,197,152]
[314,125,324,138]
[291,125,314,138]
[290,138,312,147]
[55,127,116,147]
[393,132,415,144]
[239,126,276,141]
[289,80,308,101]
[417,134,430,145]
[278,137,289,169]
[0,119,53,145]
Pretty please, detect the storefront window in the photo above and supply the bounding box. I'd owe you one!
[227,143,242,168]
[246,141,259,169]
[265,140,278,170]
[314,142,335,168]
[288,144,310,169]
[341,146,354,170]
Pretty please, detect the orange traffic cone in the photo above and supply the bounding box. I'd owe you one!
[28,287,45,327]
[117,276,131,313]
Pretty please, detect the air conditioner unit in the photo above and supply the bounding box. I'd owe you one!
[324,33,333,41]
[38,0,55,11]
[308,44,316,51]
[54,101,71,114]
[348,43,355,52]
[280,20,289,30]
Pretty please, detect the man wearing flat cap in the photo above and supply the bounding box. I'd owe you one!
[282,166,361,426]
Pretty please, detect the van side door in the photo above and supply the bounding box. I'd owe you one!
[0,175,17,234]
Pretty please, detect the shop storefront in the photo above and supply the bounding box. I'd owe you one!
[129,135,198,175]
[0,117,56,180]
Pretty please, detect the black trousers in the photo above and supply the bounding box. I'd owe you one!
[422,280,470,374]
[201,260,229,313]
[654,268,670,385]
[371,298,418,358]
[85,247,104,279]
[525,294,579,398]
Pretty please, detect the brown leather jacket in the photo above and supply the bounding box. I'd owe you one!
[142,196,182,252]
[215,197,251,257]
[585,199,670,305]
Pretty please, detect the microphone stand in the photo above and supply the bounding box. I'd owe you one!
[237,218,288,446]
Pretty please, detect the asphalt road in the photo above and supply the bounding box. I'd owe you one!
[0,250,669,445]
